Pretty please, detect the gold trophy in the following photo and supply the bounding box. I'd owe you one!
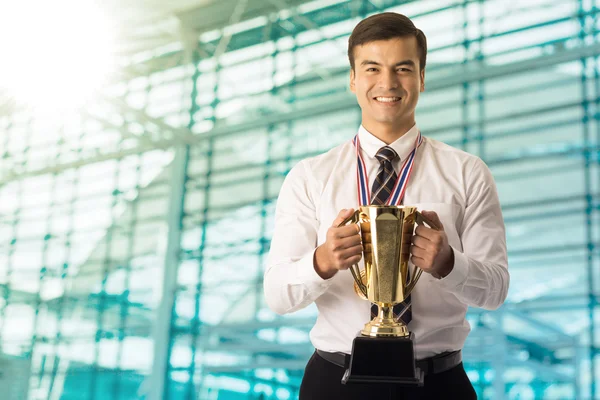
[339,205,438,386]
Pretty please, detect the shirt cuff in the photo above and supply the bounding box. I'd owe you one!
[295,248,335,290]
[437,247,469,289]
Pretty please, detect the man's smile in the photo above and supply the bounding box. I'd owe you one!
[373,96,402,106]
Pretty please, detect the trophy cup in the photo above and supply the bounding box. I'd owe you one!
[339,205,437,386]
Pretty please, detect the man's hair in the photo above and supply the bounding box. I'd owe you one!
[347,12,427,71]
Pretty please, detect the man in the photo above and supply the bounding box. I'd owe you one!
[264,12,509,400]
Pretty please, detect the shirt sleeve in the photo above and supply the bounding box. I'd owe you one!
[435,157,510,310]
[263,160,334,315]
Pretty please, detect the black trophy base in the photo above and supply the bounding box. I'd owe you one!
[341,333,424,386]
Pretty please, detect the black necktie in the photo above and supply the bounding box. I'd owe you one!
[370,146,412,325]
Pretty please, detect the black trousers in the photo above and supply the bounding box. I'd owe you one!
[299,351,477,400]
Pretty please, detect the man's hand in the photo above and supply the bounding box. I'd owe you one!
[410,210,454,279]
[314,208,363,279]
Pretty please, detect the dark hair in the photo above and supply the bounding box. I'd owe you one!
[348,12,427,71]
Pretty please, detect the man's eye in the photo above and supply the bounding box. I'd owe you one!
[367,68,377,72]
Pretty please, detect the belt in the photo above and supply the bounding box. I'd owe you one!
[315,349,462,376]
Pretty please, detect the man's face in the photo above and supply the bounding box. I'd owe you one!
[350,37,425,132]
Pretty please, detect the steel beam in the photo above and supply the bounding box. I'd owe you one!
[99,94,197,144]
[175,0,313,35]
[147,145,189,400]
[4,40,600,186]
[203,41,600,140]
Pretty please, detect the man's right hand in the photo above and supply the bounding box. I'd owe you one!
[314,208,363,279]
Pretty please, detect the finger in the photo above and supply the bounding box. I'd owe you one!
[410,255,427,269]
[340,254,363,270]
[332,208,355,227]
[340,244,363,259]
[421,210,444,230]
[411,235,429,250]
[333,224,362,239]
[337,246,363,268]
[410,245,427,259]
[337,234,363,249]
[415,225,437,241]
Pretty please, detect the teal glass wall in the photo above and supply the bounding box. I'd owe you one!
[1,0,599,399]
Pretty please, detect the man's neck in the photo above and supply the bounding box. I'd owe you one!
[362,120,416,144]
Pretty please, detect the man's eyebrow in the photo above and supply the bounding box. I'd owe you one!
[395,60,416,67]
[360,60,381,66]
[359,60,416,67]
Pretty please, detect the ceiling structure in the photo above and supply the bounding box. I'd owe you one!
[1,0,598,399]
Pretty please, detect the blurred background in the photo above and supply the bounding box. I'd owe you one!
[0,0,597,399]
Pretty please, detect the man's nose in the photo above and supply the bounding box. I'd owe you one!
[378,70,399,90]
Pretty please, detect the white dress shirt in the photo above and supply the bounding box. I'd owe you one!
[264,124,509,359]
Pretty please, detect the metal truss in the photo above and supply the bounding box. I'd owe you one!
[3,39,600,188]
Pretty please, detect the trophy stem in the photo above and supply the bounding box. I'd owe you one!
[361,303,409,338]
[378,304,395,322]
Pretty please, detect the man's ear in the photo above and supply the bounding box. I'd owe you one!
[420,68,425,92]
[350,68,356,93]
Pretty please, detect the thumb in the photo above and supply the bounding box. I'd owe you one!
[421,210,444,230]
[333,208,355,227]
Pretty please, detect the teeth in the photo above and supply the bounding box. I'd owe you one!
[375,97,400,102]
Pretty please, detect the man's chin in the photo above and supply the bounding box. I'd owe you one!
[372,116,403,124]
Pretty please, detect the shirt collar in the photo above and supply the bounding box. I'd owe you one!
[357,123,420,162]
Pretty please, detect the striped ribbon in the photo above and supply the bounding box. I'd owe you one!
[352,131,423,206]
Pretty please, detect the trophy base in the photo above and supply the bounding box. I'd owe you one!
[341,333,424,387]
[361,318,409,337]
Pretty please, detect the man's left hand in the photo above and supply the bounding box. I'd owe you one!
[410,210,454,279]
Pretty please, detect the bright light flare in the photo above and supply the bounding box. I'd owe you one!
[0,0,116,112]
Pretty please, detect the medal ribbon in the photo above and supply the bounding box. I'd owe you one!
[352,131,423,206]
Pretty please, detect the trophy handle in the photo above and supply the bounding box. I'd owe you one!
[415,211,441,231]
[337,210,368,298]
[405,211,442,295]
[338,209,360,227]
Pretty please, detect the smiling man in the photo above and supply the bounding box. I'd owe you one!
[351,37,423,141]
[264,12,509,400]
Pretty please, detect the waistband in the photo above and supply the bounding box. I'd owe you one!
[315,348,462,376]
